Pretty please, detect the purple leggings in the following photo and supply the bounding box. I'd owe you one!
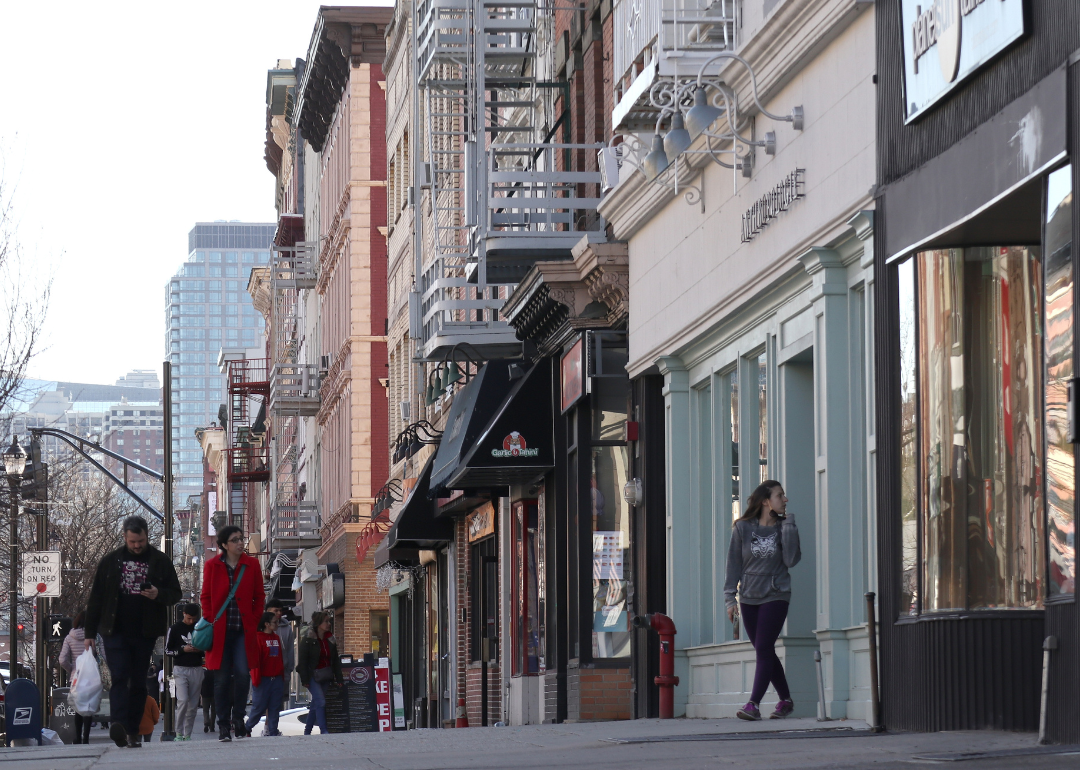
[741,600,791,704]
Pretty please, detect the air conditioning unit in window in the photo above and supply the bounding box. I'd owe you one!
[598,145,624,192]
[319,355,330,378]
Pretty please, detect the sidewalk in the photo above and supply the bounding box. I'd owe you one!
[6,713,1078,769]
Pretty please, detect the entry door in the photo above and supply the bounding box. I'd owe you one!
[779,352,816,637]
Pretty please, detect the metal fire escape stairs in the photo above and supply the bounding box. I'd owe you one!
[225,357,270,535]
[268,242,322,550]
[415,0,604,361]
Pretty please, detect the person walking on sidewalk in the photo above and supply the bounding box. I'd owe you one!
[266,600,295,711]
[165,603,205,740]
[297,611,343,735]
[138,693,160,744]
[201,668,216,733]
[724,480,801,721]
[58,610,92,744]
[84,516,183,749]
[201,525,264,742]
[244,612,286,737]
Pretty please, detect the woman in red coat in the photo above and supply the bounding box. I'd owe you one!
[200,525,264,742]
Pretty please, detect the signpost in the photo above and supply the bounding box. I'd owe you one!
[21,551,61,598]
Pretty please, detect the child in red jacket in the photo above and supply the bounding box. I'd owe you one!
[245,612,286,736]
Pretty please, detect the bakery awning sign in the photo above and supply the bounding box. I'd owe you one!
[22,551,62,598]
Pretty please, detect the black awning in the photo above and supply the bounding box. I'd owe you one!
[430,360,520,492]
[444,357,554,489]
[386,455,454,550]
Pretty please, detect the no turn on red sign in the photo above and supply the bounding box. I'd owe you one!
[21,551,61,598]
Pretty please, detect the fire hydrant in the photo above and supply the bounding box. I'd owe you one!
[633,612,679,718]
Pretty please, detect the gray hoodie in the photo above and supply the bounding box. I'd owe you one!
[723,515,801,610]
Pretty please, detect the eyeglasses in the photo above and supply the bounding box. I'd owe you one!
[227,536,244,544]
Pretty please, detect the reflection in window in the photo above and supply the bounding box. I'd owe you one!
[1046,165,1075,598]
[916,247,1044,611]
[898,259,918,614]
[727,370,740,520]
[591,445,631,658]
[758,352,768,483]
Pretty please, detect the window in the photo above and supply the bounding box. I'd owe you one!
[757,352,768,483]
[209,252,222,262]
[370,611,389,656]
[185,265,205,277]
[209,280,222,290]
[725,369,741,520]
[225,251,237,263]
[194,251,206,262]
[181,304,204,315]
[226,292,239,303]
[1046,165,1075,599]
[226,281,240,290]
[470,535,498,664]
[591,445,631,658]
[899,246,1046,613]
[511,500,541,675]
[225,266,238,277]
[242,252,255,263]
[209,266,222,277]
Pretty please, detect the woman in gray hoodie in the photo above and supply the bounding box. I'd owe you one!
[724,480,801,721]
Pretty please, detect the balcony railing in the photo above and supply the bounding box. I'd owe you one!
[613,0,739,131]
[270,364,321,416]
[418,141,604,359]
[270,501,321,545]
[227,358,271,395]
[226,446,270,482]
[271,242,318,290]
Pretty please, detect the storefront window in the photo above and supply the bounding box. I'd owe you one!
[511,500,541,675]
[915,246,1045,611]
[591,445,631,658]
[1046,164,1075,598]
[370,610,389,657]
[758,352,768,483]
[727,370,741,520]
[898,259,919,614]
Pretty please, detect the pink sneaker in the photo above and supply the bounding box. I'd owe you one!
[770,699,794,719]
[736,701,762,721]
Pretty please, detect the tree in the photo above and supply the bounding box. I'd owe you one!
[0,155,51,416]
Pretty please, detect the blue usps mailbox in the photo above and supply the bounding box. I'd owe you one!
[4,678,43,745]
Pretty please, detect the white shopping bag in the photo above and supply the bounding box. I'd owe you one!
[41,728,64,745]
[71,648,103,716]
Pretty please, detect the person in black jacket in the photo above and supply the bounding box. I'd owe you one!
[165,603,205,740]
[84,516,182,749]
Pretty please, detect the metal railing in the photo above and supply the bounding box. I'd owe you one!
[270,364,321,416]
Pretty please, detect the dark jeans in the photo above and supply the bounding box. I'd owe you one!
[214,628,250,731]
[73,713,93,743]
[304,679,328,734]
[245,675,284,735]
[102,634,156,736]
[741,600,792,704]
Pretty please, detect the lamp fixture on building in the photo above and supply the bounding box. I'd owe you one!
[610,52,804,206]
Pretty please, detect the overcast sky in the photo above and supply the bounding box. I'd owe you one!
[0,1,392,386]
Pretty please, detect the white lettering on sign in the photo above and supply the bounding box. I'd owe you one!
[21,551,62,598]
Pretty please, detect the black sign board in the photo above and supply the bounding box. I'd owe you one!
[323,654,378,733]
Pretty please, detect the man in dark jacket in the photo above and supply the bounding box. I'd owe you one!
[85,516,182,748]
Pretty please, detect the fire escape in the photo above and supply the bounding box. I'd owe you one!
[268,239,322,550]
[414,0,604,360]
[225,358,270,534]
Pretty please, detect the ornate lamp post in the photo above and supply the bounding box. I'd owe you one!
[3,436,27,675]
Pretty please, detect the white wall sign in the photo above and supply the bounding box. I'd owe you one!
[22,551,61,598]
[902,0,1026,123]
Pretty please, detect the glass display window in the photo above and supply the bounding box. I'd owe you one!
[510,500,541,675]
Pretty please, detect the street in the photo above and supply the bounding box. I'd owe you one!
[4,716,1080,770]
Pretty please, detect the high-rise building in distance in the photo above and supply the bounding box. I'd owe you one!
[165,221,274,511]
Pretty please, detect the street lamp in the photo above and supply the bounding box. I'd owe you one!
[4,436,27,675]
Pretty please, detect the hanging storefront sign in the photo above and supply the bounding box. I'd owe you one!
[561,336,584,413]
[901,0,1026,122]
[467,502,496,542]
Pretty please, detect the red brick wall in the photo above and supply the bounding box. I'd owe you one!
[465,663,503,725]
[578,666,632,721]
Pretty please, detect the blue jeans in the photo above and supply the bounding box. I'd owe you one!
[304,679,328,734]
[245,675,284,734]
[102,635,156,736]
[213,628,250,731]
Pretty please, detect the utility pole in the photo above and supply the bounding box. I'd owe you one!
[30,437,49,724]
[3,437,27,681]
[161,360,176,740]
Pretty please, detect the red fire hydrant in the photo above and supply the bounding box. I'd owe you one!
[634,612,679,719]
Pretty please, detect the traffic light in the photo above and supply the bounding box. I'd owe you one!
[16,623,26,640]
[19,460,47,502]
